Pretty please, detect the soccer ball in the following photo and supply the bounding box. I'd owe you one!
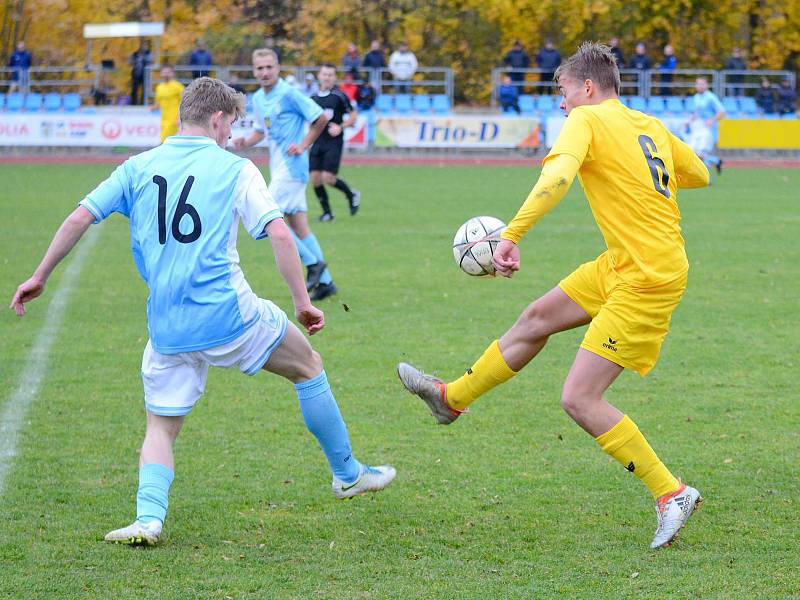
[452,216,507,277]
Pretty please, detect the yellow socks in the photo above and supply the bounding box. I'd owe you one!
[446,340,517,411]
[596,415,681,498]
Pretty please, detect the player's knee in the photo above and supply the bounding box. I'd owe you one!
[518,302,550,342]
[560,387,584,419]
[322,172,337,185]
[296,349,323,381]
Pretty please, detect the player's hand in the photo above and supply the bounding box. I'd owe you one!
[327,123,343,137]
[492,239,520,278]
[10,276,45,317]
[295,304,325,335]
[287,143,305,156]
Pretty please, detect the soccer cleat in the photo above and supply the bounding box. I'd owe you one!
[396,363,465,425]
[104,520,162,546]
[349,190,361,216]
[310,281,337,301]
[650,483,703,549]
[319,212,335,222]
[716,159,723,175]
[332,464,396,499]
[306,261,328,291]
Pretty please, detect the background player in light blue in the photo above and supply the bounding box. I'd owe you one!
[691,76,726,176]
[10,77,395,546]
[233,48,338,302]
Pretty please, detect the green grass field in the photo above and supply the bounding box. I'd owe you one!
[1,163,798,599]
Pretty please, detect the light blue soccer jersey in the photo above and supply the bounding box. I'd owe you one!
[692,90,725,140]
[80,136,282,354]
[252,78,323,183]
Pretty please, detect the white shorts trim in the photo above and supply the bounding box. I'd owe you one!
[141,299,289,416]
[268,179,307,215]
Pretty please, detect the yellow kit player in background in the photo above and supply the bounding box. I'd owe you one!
[398,42,710,549]
[151,65,185,142]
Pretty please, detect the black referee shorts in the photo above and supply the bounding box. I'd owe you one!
[309,138,344,174]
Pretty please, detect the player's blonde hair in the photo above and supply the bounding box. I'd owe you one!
[555,41,621,94]
[252,48,279,64]
[179,77,246,125]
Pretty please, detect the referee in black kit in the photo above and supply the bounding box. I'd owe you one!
[310,64,361,222]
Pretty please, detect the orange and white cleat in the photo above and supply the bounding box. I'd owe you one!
[650,483,703,549]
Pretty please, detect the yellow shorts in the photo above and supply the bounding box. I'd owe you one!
[559,252,687,376]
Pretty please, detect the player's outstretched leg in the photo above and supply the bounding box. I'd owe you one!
[263,324,395,498]
[314,185,334,222]
[288,229,327,291]
[105,413,183,545]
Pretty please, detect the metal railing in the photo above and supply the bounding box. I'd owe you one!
[719,70,796,97]
[491,67,646,105]
[144,64,454,104]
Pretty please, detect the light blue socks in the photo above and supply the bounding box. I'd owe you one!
[136,463,174,525]
[290,230,318,268]
[301,233,332,285]
[295,371,361,483]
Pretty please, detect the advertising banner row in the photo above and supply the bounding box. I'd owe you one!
[0,112,369,148]
[1,112,797,150]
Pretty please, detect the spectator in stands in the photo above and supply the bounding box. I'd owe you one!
[227,74,246,94]
[629,42,651,71]
[285,74,301,91]
[609,37,625,68]
[342,43,362,77]
[357,80,376,110]
[363,40,386,75]
[8,41,32,93]
[263,35,281,62]
[129,40,152,105]
[498,74,520,114]
[535,40,561,91]
[388,42,418,94]
[503,41,530,84]
[302,72,319,96]
[756,78,776,114]
[723,47,747,96]
[339,72,359,103]
[189,39,213,79]
[777,78,797,115]
[657,44,677,96]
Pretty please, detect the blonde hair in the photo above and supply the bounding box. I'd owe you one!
[252,48,279,64]
[555,41,621,94]
[179,77,246,125]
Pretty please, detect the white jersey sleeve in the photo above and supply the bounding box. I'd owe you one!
[234,161,283,240]
[252,91,266,133]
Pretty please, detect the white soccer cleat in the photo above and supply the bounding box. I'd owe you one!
[332,464,396,499]
[397,362,465,425]
[650,483,703,549]
[104,520,162,546]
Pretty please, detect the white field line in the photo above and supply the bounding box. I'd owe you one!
[0,226,100,497]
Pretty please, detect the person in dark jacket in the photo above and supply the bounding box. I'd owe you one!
[189,39,213,79]
[8,41,32,93]
[535,40,561,90]
[629,42,651,71]
[756,78,776,114]
[503,41,530,84]
[498,74,520,114]
[723,47,747,96]
[609,37,625,68]
[777,78,797,115]
[129,40,152,105]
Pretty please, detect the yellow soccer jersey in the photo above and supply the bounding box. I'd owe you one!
[544,98,708,285]
[155,80,184,140]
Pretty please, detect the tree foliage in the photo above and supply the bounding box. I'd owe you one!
[2,0,798,101]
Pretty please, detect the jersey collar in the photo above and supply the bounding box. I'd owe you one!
[164,136,217,145]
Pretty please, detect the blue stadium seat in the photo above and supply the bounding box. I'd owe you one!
[518,94,535,115]
[781,112,798,119]
[535,95,555,113]
[666,97,685,114]
[0,93,5,110]
[630,96,647,112]
[412,94,431,113]
[646,97,666,114]
[763,112,780,120]
[394,94,412,114]
[6,92,24,112]
[24,92,42,111]
[43,93,62,112]
[739,96,757,116]
[374,94,393,113]
[63,93,81,112]
[722,96,740,116]
[431,94,450,114]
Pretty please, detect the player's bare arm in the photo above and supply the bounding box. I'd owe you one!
[233,129,265,151]
[288,114,330,156]
[265,217,324,335]
[10,206,95,316]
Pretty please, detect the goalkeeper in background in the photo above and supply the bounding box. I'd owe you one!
[399,42,709,549]
[151,65,184,143]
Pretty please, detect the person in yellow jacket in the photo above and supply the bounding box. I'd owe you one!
[151,65,184,142]
[398,42,710,550]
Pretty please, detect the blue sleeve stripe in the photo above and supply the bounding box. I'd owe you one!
[250,209,282,240]
[79,198,105,223]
